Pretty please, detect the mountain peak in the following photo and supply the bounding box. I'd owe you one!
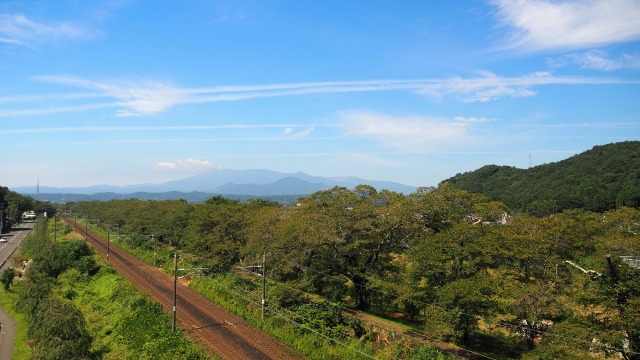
[13,169,416,196]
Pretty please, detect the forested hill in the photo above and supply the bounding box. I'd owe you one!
[442,141,640,215]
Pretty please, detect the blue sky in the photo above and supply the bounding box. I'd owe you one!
[1,0,639,189]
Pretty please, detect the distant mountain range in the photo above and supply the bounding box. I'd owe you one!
[13,169,417,202]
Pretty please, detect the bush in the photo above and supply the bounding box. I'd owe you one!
[0,268,15,291]
[294,301,365,338]
[29,298,93,360]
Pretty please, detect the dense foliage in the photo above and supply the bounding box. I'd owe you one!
[0,186,56,232]
[443,141,640,216]
[61,183,640,359]
[15,219,96,359]
[9,217,208,360]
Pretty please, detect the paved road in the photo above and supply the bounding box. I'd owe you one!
[0,307,16,360]
[0,221,35,359]
[0,221,34,271]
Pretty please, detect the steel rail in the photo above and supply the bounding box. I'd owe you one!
[63,217,303,360]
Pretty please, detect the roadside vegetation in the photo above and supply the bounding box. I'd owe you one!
[0,218,210,360]
[0,186,55,233]
[61,183,640,359]
[2,142,638,359]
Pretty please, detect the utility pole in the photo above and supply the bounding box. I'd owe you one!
[262,253,266,320]
[105,224,118,261]
[153,235,157,267]
[141,234,157,267]
[107,226,111,260]
[236,257,268,320]
[54,213,57,242]
[0,203,4,233]
[172,246,178,331]
[84,218,99,241]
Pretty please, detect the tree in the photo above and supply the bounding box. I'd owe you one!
[30,298,93,360]
[522,319,595,360]
[443,141,640,214]
[271,186,413,310]
[409,222,498,342]
[437,274,496,343]
[185,198,247,272]
[0,268,15,291]
[599,256,640,359]
[508,281,563,349]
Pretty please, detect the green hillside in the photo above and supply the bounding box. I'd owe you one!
[443,141,640,215]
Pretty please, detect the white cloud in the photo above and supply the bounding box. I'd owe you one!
[345,153,405,167]
[153,158,217,172]
[11,72,635,118]
[339,111,471,152]
[34,76,185,117]
[453,116,496,124]
[492,0,640,52]
[418,71,552,102]
[0,13,91,46]
[284,126,315,138]
[547,50,640,71]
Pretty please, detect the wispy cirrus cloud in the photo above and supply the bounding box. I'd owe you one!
[453,116,496,124]
[414,70,635,102]
[0,71,633,118]
[492,0,640,52]
[153,158,218,172]
[284,126,315,138]
[0,124,330,136]
[344,152,405,167]
[547,50,640,71]
[0,13,93,46]
[339,111,472,152]
[33,76,186,117]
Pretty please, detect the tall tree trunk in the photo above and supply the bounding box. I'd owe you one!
[353,275,369,311]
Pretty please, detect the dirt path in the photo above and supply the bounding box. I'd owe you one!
[345,310,491,359]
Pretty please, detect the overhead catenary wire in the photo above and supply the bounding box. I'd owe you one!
[77,215,635,358]
[234,264,638,358]
[257,245,638,357]
[232,267,497,360]
[210,272,379,359]
[229,269,365,341]
[364,279,639,356]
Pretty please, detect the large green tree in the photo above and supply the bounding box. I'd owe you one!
[262,185,414,310]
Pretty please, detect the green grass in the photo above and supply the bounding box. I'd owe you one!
[14,220,213,360]
[57,261,212,360]
[189,275,454,360]
[75,222,454,359]
[0,288,33,360]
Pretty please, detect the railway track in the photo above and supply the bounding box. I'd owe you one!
[63,217,304,360]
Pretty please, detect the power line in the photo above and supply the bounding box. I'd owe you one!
[83,220,636,357]
[232,268,496,360]
[209,274,378,359]
[236,265,636,358]
[364,283,639,356]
